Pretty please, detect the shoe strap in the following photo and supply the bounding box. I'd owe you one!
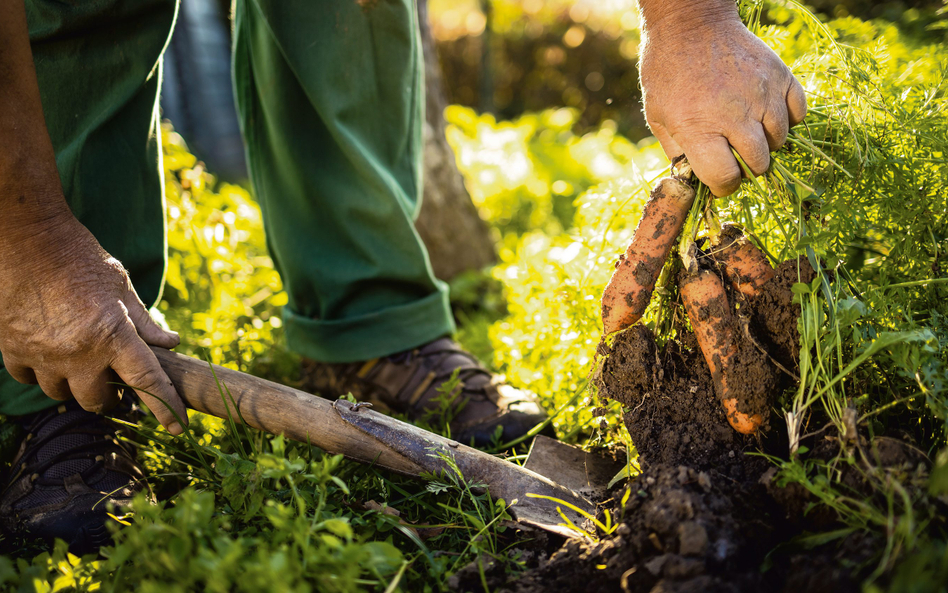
[369,341,496,413]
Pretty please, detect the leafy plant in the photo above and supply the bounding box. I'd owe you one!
[159,126,297,382]
[446,2,948,587]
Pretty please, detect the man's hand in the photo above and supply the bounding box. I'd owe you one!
[637,1,807,196]
[0,1,187,433]
[0,214,188,434]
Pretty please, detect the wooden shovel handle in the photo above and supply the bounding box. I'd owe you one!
[151,346,426,476]
[151,346,595,536]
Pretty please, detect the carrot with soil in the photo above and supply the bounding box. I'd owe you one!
[679,267,764,435]
[598,169,781,437]
[601,176,696,335]
[712,224,775,298]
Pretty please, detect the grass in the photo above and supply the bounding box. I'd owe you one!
[1,1,947,590]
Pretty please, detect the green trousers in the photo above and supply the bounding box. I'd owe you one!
[1,0,454,415]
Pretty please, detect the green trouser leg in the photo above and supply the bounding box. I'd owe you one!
[1,0,452,416]
[0,0,175,415]
[232,0,455,364]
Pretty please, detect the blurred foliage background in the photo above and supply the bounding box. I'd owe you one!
[429,0,947,141]
[431,0,647,138]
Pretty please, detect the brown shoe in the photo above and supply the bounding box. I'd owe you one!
[0,399,146,554]
[301,337,550,447]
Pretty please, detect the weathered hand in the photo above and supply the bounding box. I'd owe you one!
[639,5,807,196]
[0,213,188,434]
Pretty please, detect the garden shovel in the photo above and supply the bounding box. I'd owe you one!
[151,347,624,539]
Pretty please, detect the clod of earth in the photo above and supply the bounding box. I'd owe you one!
[459,258,928,592]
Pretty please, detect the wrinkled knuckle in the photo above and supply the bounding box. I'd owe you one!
[125,367,165,392]
[709,164,741,186]
[787,85,808,125]
[755,156,772,176]
[2,352,21,369]
[746,140,769,160]
[102,256,129,277]
[744,145,771,173]
[766,123,789,149]
[766,107,790,132]
[767,134,787,152]
[706,169,742,196]
[39,382,69,401]
[676,116,719,135]
[95,310,134,350]
[102,257,136,291]
[6,364,35,385]
[791,102,808,125]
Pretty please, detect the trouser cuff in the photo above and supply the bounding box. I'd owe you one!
[283,286,456,363]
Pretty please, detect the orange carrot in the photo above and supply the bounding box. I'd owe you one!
[601,177,695,335]
[680,268,763,435]
[712,224,774,298]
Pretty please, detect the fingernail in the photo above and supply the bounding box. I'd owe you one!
[168,422,184,436]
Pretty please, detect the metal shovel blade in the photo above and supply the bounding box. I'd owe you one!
[525,435,628,503]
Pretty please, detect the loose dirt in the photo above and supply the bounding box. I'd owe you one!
[598,259,812,473]
[451,259,905,592]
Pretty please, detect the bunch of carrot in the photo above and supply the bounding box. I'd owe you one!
[601,170,779,435]
[678,227,776,434]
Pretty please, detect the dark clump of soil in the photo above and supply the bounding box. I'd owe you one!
[750,258,816,372]
[451,259,894,592]
[596,259,812,474]
[451,457,879,593]
[496,463,779,593]
[596,324,759,477]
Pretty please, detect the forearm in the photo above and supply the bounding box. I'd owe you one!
[0,0,73,242]
[636,0,740,38]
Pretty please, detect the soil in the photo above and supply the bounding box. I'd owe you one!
[597,259,812,473]
[450,259,909,592]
